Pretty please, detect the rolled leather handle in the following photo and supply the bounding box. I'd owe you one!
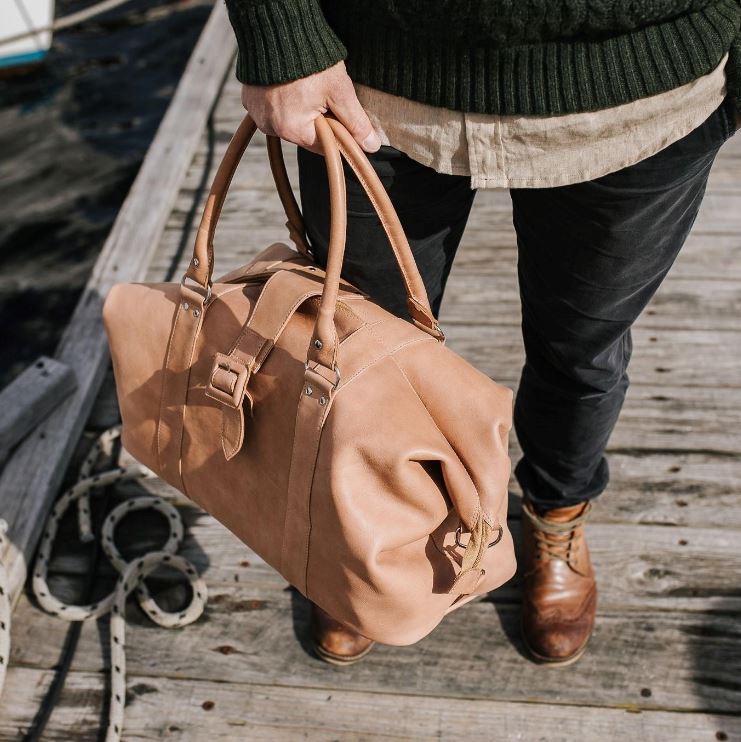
[184,114,442,350]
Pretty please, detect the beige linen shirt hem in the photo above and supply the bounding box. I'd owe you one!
[355,53,728,190]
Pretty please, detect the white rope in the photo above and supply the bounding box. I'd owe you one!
[26,426,207,742]
[1,0,136,47]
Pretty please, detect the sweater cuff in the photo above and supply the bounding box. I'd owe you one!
[225,0,347,86]
[727,37,741,116]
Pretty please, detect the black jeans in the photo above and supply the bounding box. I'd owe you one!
[297,100,737,512]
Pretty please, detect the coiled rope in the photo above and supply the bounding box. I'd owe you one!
[1,426,207,741]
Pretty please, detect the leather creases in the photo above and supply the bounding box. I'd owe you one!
[103,114,516,646]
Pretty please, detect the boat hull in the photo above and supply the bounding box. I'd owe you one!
[0,0,54,70]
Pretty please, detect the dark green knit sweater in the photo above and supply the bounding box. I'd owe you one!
[225,0,741,115]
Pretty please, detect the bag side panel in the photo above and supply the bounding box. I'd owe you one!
[306,330,516,645]
[103,282,181,478]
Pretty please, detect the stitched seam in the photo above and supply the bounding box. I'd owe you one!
[221,409,240,460]
[302,396,333,600]
[228,272,286,354]
[177,311,205,502]
[248,289,322,363]
[157,303,184,473]
[337,335,434,393]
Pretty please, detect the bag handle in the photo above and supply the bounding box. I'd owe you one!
[182,114,443,347]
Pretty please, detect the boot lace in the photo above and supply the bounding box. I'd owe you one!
[523,504,591,566]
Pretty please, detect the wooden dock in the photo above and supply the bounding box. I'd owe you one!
[2,12,741,741]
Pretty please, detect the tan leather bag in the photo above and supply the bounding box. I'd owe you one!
[103,114,515,645]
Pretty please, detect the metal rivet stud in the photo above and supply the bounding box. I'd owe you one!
[305,386,313,396]
[319,396,327,406]
[193,309,201,318]
[313,339,323,349]
[182,302,189,311]
[192,257,199,267]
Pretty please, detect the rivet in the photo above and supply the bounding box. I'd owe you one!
[305,386,313,396]
[319,396,327,406]
[192,257,199,267]
[313,339,323,349]
[182,302,189,311]
[193,309,201,318]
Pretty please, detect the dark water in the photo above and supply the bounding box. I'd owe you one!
[0,0,212,386]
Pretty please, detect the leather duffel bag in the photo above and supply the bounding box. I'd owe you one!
[103,114,515,645]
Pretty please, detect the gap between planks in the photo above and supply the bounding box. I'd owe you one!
[0,3,237,609]
[2,667,739,742]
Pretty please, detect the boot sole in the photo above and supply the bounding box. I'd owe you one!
[312,639,376,666]
[520,619,591,667]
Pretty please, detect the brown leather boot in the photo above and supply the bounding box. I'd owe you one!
[520,500,596,665]
[310,602,376,666]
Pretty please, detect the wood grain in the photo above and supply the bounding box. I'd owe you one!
[0,4,237,608]
[9,582,741,714]
[6,35,741,741]
[0,357,76,463]
[2,666,738,741]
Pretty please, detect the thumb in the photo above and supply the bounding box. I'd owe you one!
[328,83,382,153]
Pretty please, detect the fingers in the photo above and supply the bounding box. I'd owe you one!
[270,113,322,154]
[328,79,381,153]
[240,67,382,156]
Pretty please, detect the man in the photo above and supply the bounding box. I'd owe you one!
[225,0,741,666]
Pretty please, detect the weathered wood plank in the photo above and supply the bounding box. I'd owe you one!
[10,584,741,714]
[137,448,741,527]
[155,216,741,333]
[167,151,741,235]
[2,666,738,742]
[37,491,741,613]
[0,357,76,463]
[443,325,741,388]
[0,4,237,608]
[612,384,741,454]
[438,272,741,331]
[100,441,741,528]
[158,218,741,282]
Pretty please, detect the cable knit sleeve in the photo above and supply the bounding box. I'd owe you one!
[728,36,741,115]
[225,0,347,86]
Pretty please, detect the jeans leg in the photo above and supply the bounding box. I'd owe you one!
[297,145,476,319]
[510,101,735,513]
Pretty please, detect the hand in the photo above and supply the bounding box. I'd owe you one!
[241,61,381,155]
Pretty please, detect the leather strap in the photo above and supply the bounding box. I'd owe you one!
[266,137,310,256]
[156,284,207,491]
[205,269,339,460]
[183,114,441,341]
[186,116,258,289]
[279,361,337,595]
[322,118,442,342]
[449,513,496,596]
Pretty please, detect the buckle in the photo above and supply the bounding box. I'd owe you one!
[455,522,504,550]
[180,274,212,303]
[205,353,250,408]
[304,360,341,390]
